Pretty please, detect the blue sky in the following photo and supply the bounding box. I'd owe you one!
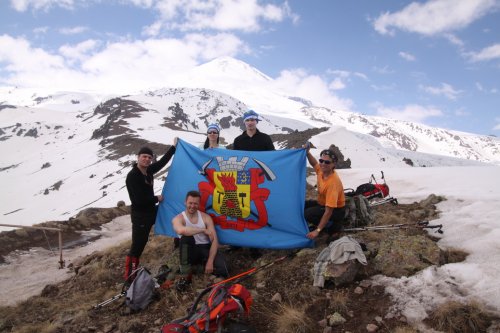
[0,0,499,136]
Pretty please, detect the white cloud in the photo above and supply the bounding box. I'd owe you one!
[420,83,462,100]
[370,84,396,91]
[142,21,163,37]
[468,43,500,62]
[454,108,469,116]
[443,33,465,47]
[33,26,49,34]
[374,103,444,123]
[59,26,88,35]
[59,39,99,62]
[372,65,394,74]
[0,33,247,93]
[329,78,345,90]
[353,72,368,81]
[399,51,416,61]
[274,68,354,112]
[325,69,369,90]
[10,0,76,12]
[373,0,497,36]
[156,0,296,32]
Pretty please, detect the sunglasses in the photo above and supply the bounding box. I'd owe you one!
[318,159,332,165]
[207,131,219,134]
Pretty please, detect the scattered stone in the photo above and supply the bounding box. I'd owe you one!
[354,286,364,294]
[399,316,407,323]
[103,324,115,333]
[271,292,282,302]
[366,323,379,332]
[318,319,327,328]
[328,312,346,326]
[40,284,59,297]
[322,327,332,333]
[117,200,126,207]
[256,282,266,289]
[374,316,383,323]
[324,260,361,286]
[347,310,354,318]
[296,248,316,257]
[359,279,372,288]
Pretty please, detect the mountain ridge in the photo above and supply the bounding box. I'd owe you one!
[1,57,499,228]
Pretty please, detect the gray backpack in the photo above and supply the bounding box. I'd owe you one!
[125,267,156,311]
[344,195,374,228]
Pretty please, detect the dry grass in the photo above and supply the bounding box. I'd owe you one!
[392,327,418,333]
[270,303,314,333]
[441,247,468,264]
[428,300,491,333]
[327,290,349,314]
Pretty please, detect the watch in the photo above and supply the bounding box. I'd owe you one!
[316,228,322,233]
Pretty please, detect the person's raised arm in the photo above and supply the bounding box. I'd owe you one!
[303,143,318,168]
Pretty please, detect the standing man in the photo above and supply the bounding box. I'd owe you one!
[171,190,228,289]
[124,138,177,281]
[232,110,274,258]
[232,109,275,151]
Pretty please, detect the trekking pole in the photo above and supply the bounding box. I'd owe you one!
[210,251,295,288]
[369,197,398,207]
[92,291,127,310]
[344,221,443,234]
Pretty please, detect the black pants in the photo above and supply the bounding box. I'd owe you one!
[129,208,157,258]
[304,200,345,234]
[179,236,229,277]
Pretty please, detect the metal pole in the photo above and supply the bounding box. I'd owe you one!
[0,223,65,268]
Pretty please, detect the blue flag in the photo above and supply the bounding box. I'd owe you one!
[155,139,313,249]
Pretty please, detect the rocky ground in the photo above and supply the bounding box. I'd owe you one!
[0,195,497,333]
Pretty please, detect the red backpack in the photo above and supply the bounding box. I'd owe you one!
[345,171,390,200]
[161,283,253,333]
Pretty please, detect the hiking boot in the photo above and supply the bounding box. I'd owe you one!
[160,279,174,290]
[156,264,171,285]
[175,277,192,292]
[249,248,262,259]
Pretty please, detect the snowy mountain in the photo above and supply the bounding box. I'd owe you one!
[1,57,499,228]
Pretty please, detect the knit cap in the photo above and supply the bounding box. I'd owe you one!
[243,110,260,122]
[137,146,154,157]
[207,123,221,133]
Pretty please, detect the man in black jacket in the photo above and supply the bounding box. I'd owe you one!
[124,138,177,281]
[232,109,275,151]
[232,110,274,258]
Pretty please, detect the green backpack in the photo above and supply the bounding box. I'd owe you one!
[344,195,374,228]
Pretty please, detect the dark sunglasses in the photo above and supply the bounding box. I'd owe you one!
[318,158,332,165]
[207,131,219,134]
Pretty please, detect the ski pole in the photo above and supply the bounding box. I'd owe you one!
[92,291,126,310]
[210,252,293,288]
[344,221,443,233]
[370,197,398,207]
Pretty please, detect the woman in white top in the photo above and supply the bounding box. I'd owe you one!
[200,123,226,149]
